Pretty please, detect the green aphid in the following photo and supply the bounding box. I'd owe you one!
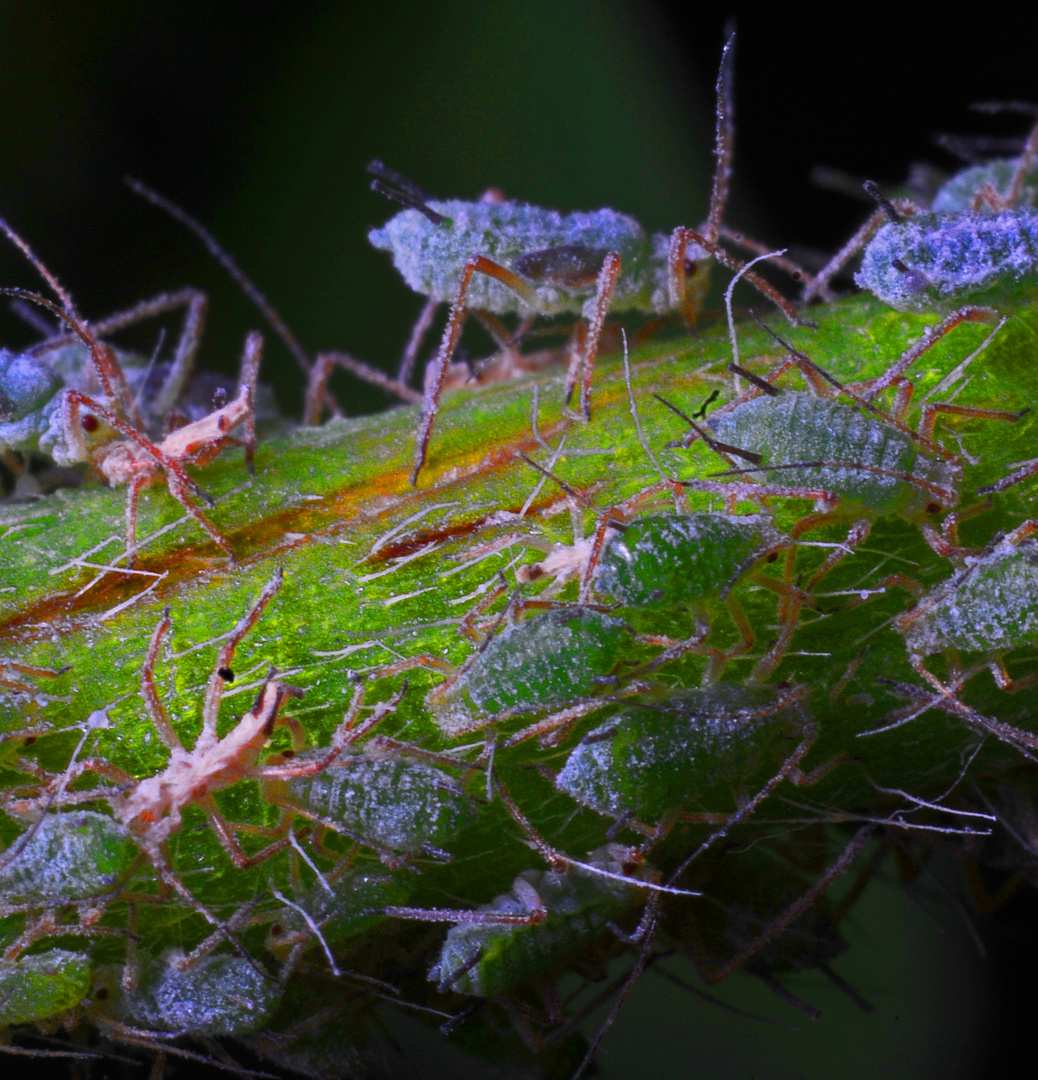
[431,607,632,739]
[121,950,282,1037]
[554,683,809,823]
[0,811,137,908]
[595,513,786,609]
[429,848,643,998]
[931,158,1038,214]
[708,392,958,523]
[0,948,90,1026]
[287,751,472,861]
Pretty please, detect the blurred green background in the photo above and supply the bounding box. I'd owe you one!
[2,3,1036,1075]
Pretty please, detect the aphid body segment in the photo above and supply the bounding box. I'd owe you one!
[0,948,90,1026]
[856,208,1038,312]
[429,847,642,998]
[0,811,136,908]
[430,606,632,739]
[370,203,675,319]
[286,751,471,861]
[554,683,809,823]
[121,949,282,1036]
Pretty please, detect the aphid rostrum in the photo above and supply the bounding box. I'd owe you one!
[368,31,806,484]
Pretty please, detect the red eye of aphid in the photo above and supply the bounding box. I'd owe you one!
[925,502,942,515]
[81,414,100,433]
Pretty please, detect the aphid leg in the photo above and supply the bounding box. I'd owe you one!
[565,251,622,419]
[705,825,876,984]
[0,660,70,695]
[857,305,1001,403]
[503,700,607,749]
[399,296,440,386]
[61,388,235,563]
[310,353,421,423]
[412,254,537,485]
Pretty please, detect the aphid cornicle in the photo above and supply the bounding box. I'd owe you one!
[369,31,805,485]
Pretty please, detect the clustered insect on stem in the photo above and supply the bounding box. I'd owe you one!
[4,30,1038,1080]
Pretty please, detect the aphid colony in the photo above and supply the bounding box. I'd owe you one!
[6,37,1038,1080]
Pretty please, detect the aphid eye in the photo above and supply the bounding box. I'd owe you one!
[766,552,779,563]
[80,414,99,433]
[281,749,296,760]
[22,735,36,746]
[925,502,942,515]
[94,987,109,1001]
[270,923,283,937]
[684,259,700,276]
[775,680,791,690]
[218,666,234,682]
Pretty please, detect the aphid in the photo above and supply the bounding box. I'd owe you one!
[676,307,1021,570]
[0,949,91,1027]
[428,845,646,998]
[368,32,805,484]
[0,218,256,563]
[0,286,208,459]
[930,106,1038,213]
[119,949,282,1037]
[855,207,1038,312]
[283,749,473,864]
[895,520,1038,713]
[553,683,831,830]
[0,810,136,925]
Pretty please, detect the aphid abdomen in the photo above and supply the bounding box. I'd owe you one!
[429,855,639,998]
[594,513,779,608]
[0,349,63,452]
[856,209,1038,311]
[710,393,953,517]
[123,950,282,1036]
[902,540,1038,657]
[436,608,631,736]
[0,948,91,1026]
[288,753,470,856]
[0,811,136,907]
[555,685,802,821]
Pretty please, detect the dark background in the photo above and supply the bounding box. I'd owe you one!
[2,3,1036,1076]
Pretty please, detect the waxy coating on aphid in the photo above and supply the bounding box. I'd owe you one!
[554,684,809,822]
[931,159,1038,214]
[120,950,282,1036]
[428,847,643,998]
[287,751,472,859]
[856,208,1038,312]
[0,811,136,908]
[0,949,90,1027]
[594,513,786,608]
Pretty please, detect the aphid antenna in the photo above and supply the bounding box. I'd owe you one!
[653,390,763,463]
[368,176,447,227]
[620,329,676,488]
[704,26,736,245]
[125,178,345,422]
[366,160,440,211]
[706,457,958,503]
[862,180,903,225]
[570,900,659,1080]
